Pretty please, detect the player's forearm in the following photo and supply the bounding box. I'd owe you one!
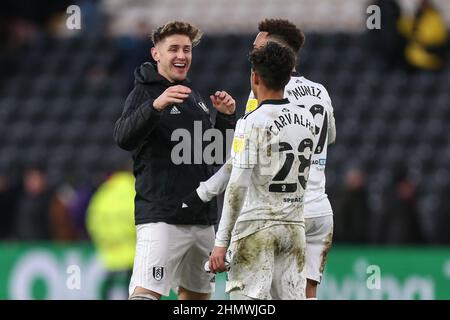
[197,158,233,202]
[215,184,247,247]
[214,167,252,247]
[328,112,336,145]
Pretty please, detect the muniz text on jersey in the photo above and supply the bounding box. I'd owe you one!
[286,85,322,100]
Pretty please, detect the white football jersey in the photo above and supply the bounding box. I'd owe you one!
[247,73,335,218]
[229,98,316,242]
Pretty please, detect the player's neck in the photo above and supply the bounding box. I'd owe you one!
[257,90,284,105]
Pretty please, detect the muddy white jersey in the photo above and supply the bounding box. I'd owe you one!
[228,98,316,241]
[246,73,335,218]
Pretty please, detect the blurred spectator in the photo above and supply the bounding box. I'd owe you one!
[1,0,71,26]
[12,166,53,240]
[68,181,96,240]
[86,170,136,300]
[49,184,79,241]
[332,168,371,244]
[366,0,407,69]
[0,0,71,50]
[117,19,152,91]
[434,183,450,244]
[373,167,425,244]
[0,172,21,239]
[399,0,448,70]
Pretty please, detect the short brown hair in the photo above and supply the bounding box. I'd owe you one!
[151,21,203,47]
[258,18,305,53]
[249,42,296,91]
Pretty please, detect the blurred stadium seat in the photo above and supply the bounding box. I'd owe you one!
[2,25,450,238]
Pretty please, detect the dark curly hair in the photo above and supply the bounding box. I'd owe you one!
[249,41,296,90]
[258,18,305,53]
[151,21,202,46]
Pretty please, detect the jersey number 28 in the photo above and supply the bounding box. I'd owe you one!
[268,138,313,193]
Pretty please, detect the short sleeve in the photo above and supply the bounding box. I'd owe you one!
[231,118,258,169]
[322,86,336,145]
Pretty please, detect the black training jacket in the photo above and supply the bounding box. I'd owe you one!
[114,62,236,225]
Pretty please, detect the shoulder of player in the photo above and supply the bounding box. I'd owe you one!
[239,102,282,134]
[297,77,334,115]
[242,108,259,120]
[299,76,330,96]
[288,101,315,120]
[241,101,272,121]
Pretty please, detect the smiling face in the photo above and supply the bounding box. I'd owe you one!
[151,34,192,82]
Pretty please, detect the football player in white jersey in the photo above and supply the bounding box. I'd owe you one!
[250,20,336,299]
[207,41,316,300]
[181,19,336,299]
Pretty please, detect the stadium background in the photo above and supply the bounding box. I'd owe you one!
[1,0,450,299]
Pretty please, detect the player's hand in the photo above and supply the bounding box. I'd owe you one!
[153,85,191,111]
[209,246,228,273]
[210,91,236,115]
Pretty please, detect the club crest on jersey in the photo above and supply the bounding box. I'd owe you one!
[152,266,164,281]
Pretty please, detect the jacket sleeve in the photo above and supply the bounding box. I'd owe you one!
[113,84,162,151]
[214,111,237,133]
[213,111,236,164]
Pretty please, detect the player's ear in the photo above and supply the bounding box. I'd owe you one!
[252,70,260,86]
[151,47,159,63]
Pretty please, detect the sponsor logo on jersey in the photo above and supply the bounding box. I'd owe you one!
[311,158,327,165]
[283,197,303,203]
[152,266,164,281]
[232,134,246,154]
[170,106,181,114]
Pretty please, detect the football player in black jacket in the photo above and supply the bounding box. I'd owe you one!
[114,21,236,300]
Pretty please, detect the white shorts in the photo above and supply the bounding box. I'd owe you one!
[304,215,334,283]
[129,222,215,297]
[226,224,306,300]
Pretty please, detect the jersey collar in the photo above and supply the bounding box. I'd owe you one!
[259,98,290,107]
